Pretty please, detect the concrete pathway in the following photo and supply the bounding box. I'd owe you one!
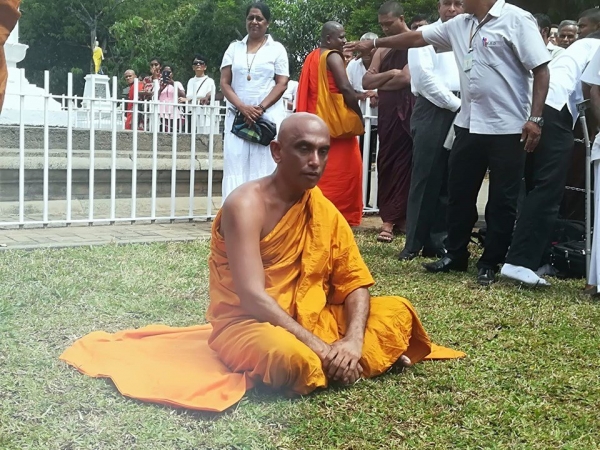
[0,221,213,251]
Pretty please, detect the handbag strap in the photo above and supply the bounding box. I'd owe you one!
[195,77,208,98]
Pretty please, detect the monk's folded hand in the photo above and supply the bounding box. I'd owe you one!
[327,338,363,384]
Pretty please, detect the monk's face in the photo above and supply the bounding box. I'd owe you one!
[328,28,348,52]
[378,13,405,37]
[124,71,136,85]
[271,115,330,189]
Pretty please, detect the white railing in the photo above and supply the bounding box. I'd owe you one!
[0,71,379,228]
[1,71,224,228]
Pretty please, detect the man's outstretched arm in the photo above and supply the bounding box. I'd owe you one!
[221,191,334,362]
[345,31,428,55]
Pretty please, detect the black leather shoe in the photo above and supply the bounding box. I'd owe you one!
[422,247,447,258]
[422,256,468,273]
[477,268,497,286]
[397,249,418,261]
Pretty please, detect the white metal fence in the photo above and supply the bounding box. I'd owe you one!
[0,70,379,228]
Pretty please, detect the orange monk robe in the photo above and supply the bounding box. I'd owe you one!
[0,0,20,113]
[297,49,364,226]
[60,187,464,412]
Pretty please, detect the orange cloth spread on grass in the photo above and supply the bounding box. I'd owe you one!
[60,187,464,412]
[0,0,21,113]
[297,49,364,226]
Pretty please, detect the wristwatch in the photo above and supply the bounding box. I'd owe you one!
[528,116,544,127]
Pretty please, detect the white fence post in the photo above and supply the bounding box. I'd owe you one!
[18,69,25,226]
[110,76,118,223]
[43,71,50,226]
[66,73,73,224]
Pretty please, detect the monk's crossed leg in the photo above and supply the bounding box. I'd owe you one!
[209,320,328,395]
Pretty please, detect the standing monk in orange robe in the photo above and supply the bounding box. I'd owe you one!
[0,0,20,113]
[297,22,364,226]
[59,114,464,412]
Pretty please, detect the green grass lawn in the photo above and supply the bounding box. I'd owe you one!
[1,233,600,449]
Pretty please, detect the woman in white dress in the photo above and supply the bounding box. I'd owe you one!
[219,2,290,199]
[181,54,216,134]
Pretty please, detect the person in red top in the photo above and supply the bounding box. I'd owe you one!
[123,69,144,130]
[0,0,20,113]
[296,22,364,226]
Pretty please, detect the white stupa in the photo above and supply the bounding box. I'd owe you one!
[0,18,67,126]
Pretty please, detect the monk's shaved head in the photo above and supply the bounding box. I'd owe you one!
[124,69,137,85]
[278,112,329,143]
[320,21,347,52]
[321,21,344,42]
[270,113,330,189]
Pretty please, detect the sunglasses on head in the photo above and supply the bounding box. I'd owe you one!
[193,60,205,66]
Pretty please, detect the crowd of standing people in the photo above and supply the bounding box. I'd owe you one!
[5,0,598,291]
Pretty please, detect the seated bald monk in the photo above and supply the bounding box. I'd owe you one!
[60,113,463,411]
[207,112,461,392]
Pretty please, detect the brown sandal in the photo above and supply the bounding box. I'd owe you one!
[377,229,394,243]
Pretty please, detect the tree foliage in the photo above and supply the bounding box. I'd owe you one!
[17,0,599,96]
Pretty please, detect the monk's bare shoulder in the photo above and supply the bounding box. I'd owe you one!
[220,181,267,239]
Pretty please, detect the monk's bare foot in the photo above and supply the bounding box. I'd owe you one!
[389,354,412,373]
[398,355,412,367]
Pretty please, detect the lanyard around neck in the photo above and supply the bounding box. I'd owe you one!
[468,14,493,51]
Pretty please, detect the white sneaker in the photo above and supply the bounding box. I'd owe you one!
[501,263,551,287]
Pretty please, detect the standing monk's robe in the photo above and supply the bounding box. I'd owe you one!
[377,49,415,229]
[296,49,364,226]
[0,0,20,113]
[59,188,464,412]
[124,81,144,130]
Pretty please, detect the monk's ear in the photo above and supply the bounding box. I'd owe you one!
[270,140,282,163]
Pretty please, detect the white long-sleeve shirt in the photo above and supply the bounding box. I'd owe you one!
[408,20,461,112]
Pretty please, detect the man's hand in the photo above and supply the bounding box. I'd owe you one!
[324,337,364,385]
[521,121,541,152]
[345,40,373,54]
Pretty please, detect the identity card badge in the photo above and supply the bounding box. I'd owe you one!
[463,52,473,73]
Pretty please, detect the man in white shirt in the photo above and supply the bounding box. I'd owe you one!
[581,46,600,292]
[578,8,600,39]
[347,32,379,206]
[346,0,551,285]
[398,0,464,261]
[534,13,564,60]
[282,79,298,112]
[557,20,578,49]
[502,33,600,286]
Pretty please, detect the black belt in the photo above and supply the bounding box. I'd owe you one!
[452,91,461,99]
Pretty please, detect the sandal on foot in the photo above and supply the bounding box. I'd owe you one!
[377,229,394,243]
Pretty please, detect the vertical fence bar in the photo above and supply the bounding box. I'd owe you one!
[66,73,73,224]
[170,96,179,221]
[206,86,217,218]
[372,136,380,210]
[88,77,96,224]
[362,99,372,209]
[18,69,25,226]
[189,96,198,218]
[131,79,140,222]
[151,80,160,221]
[42,71,50,225]
[110,76,118,223]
